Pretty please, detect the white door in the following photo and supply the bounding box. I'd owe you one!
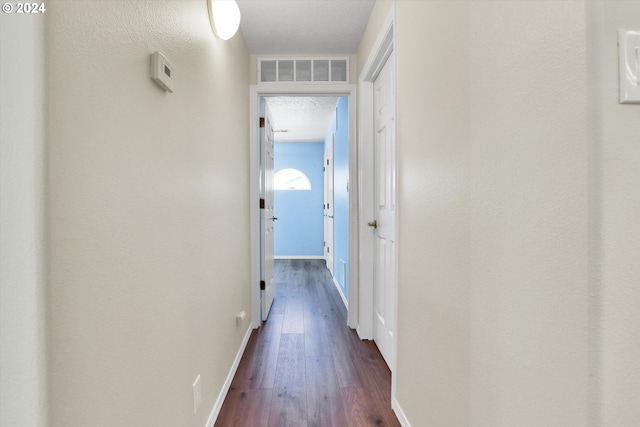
[261,99,276,321]
[324,133,334,275]
[372,57,396,368]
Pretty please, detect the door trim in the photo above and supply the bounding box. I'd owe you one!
[250,84,357,330]
[358,4,396,342]
[358,2,397,408]
[260,99,276,321]
[324,132,334,277]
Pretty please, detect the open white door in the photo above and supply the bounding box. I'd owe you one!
[324,133,334,275]
[371,57,396,368]
[260,99,276,321]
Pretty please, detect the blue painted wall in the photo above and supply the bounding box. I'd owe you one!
[327,97,349,298]
[274,142,325,257]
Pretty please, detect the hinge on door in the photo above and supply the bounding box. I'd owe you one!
[260,280,265,290]
[259,117,265,128]
[260,198,265,209]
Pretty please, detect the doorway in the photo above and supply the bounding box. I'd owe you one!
[267,96,339,265]
[250,86,357,329]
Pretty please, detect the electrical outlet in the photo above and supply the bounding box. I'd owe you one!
[192,374,201,414]
[236,310,246,326]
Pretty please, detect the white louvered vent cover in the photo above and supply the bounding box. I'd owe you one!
[259,58,349,84]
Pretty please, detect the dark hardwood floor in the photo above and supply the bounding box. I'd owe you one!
[215,259,401,427]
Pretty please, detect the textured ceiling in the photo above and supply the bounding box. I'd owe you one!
[237,0,375,54]
[266,97,340,142]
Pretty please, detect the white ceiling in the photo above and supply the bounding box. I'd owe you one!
[266,96,340,142]
[236,0,375,54]
[237,0,372,142]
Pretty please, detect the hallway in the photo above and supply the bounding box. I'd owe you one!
[215,259,400,426]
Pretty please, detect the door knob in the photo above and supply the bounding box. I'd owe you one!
[367,220,377,229]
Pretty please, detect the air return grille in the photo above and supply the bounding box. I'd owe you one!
[258,58,349,84]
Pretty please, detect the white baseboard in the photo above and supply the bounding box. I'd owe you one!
[392,398,411,427]
[274,255,324,260]
[332,276,348,309]
[206,325,253,427]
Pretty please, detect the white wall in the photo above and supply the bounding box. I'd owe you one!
[0,12,48,427]
[588,2,640,426]
[47,1,250,426]
[356,1,393,79]
[359,1,594,426]
[358,3,472,424]
[467,2,589,425]
[395,2,472,426]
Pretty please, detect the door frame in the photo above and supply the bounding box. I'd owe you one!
[358,0,397,373]
[358,4,396,341]
[324,132,334,277]
[250,84,357,329]
[260,99,276,321]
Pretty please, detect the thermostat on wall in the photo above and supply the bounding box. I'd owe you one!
[150,51,174,93]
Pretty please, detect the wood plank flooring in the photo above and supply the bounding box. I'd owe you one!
[215,259,400,427]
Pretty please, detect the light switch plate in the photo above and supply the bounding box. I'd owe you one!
[618,30,640,104]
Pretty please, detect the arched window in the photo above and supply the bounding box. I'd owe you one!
[274,168,312,190]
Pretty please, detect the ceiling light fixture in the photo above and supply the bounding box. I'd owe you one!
[208,0,241,41]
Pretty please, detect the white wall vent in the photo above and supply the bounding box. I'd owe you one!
[258,58,349,84]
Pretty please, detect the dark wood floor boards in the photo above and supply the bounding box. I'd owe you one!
[303,309,332,358]
[241,313,283,390]
[215,259,400,427]
[306,356,349,427]
[271,333,307,426]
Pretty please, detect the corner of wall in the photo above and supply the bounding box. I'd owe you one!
[0,11,48,427]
